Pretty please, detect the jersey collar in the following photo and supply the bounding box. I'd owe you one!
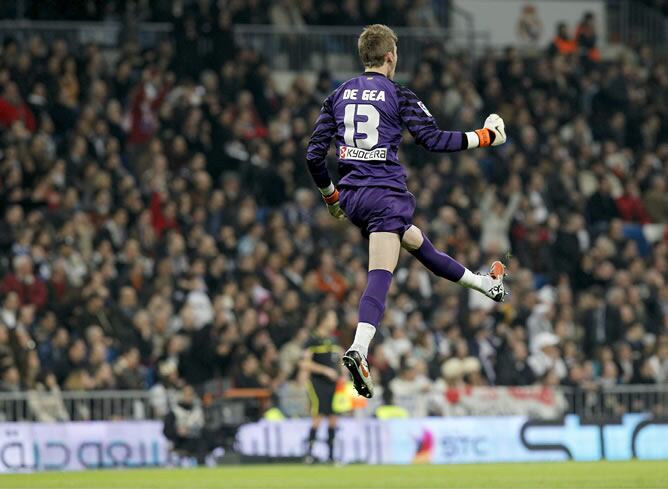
[362,71,387,78]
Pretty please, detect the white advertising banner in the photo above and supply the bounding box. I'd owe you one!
[452,0,606,49]
[0,421,168,472]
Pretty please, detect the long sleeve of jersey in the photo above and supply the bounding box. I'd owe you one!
[397,85,466,152]
[306,95,336,189]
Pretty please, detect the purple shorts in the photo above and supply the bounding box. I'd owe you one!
[339,186,416,237]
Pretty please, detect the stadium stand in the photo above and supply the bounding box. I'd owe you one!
[0,1,667,425]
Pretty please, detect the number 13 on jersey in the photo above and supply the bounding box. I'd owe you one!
[343,104,380,150]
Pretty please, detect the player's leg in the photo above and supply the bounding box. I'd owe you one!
[321,381,338,463]
[401,225,507,301]
[305,380,321,461]
[343,231,401,398]
[306,414,321,460]
[327,414,337,462]
[352,231,400,355]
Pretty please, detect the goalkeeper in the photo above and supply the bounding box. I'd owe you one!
[305,24,508,399]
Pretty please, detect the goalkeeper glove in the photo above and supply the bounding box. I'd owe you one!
[471,113,507,147]
[320,185,345,220]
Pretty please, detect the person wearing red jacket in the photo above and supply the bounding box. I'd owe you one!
[548,23,577,57]
[616,180,651,224]
[315,253,348,302]
[0,81,36,132]
[1,255,47,309]
[128,68,170,146]
[150,191,179,238]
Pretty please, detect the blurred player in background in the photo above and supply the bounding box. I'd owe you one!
[306,24,508,399]
[301,309,342,463]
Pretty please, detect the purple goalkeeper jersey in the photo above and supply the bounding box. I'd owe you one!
[306,72,465,191]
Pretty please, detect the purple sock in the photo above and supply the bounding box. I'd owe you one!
[358,269,393,326]
[410,233,465,282]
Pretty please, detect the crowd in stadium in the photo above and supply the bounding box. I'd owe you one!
[2,0,447,28]
[0,1,667,421]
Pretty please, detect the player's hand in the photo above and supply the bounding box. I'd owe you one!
[484,113,506,146]
[327,201,345,220]
[322,188,345,220]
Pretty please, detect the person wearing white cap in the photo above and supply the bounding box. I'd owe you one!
[461,357,485,386]
[528,332,567,380]
[440,358,465,384]
[428,358,466,416]
[527,300,556,346]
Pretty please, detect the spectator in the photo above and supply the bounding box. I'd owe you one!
[575,11,601,64]
[0,324,13,373]
[583,289,624,356]
[0,81,36,131]
[643,175,668,223]
[163,385,207,463]
[0,292,20,328]
[0,365,20,392]
[128,68,170,146]
[496,340,536,386]
[114,347,147,390]
[516,5,543,47]
[71,294,119,339]
[1,256,47,309]
[548,22,576,57]
[315,253,348,302]
[27,372,69,422]
[616,180,651,223]
[528,333,567,380]
[527,302,555,347]
[648,336,668,383]
[586,178,620,228]
[54,338,88,385]
[407,0,440,30]
[234,354,270,388]
[389,358,431,417]
[479,186,521,255]
[270,0,306,28]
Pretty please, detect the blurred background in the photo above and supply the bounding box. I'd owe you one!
[0,0,668,469]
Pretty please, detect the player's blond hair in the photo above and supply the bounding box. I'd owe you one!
[358,24,397,68]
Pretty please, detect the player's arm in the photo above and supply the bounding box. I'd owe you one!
[306,95,345,220]
[300,349,338,380]
[397,85,506,152]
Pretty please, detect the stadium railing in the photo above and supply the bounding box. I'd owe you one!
[0,20,490,77]
[0,19,172,51]
[0,389,154,422]
[561,383,668,420]
[231,25,491,75]
[1,384,667,422]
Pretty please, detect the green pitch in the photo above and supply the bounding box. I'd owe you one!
[2,461,667,489]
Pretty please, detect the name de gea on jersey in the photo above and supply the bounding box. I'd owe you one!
[342,89,386,102]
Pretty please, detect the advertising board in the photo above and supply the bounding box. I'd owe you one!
[2,414,667,471]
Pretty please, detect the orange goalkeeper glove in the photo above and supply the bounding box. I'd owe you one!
[320,185,345,220]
